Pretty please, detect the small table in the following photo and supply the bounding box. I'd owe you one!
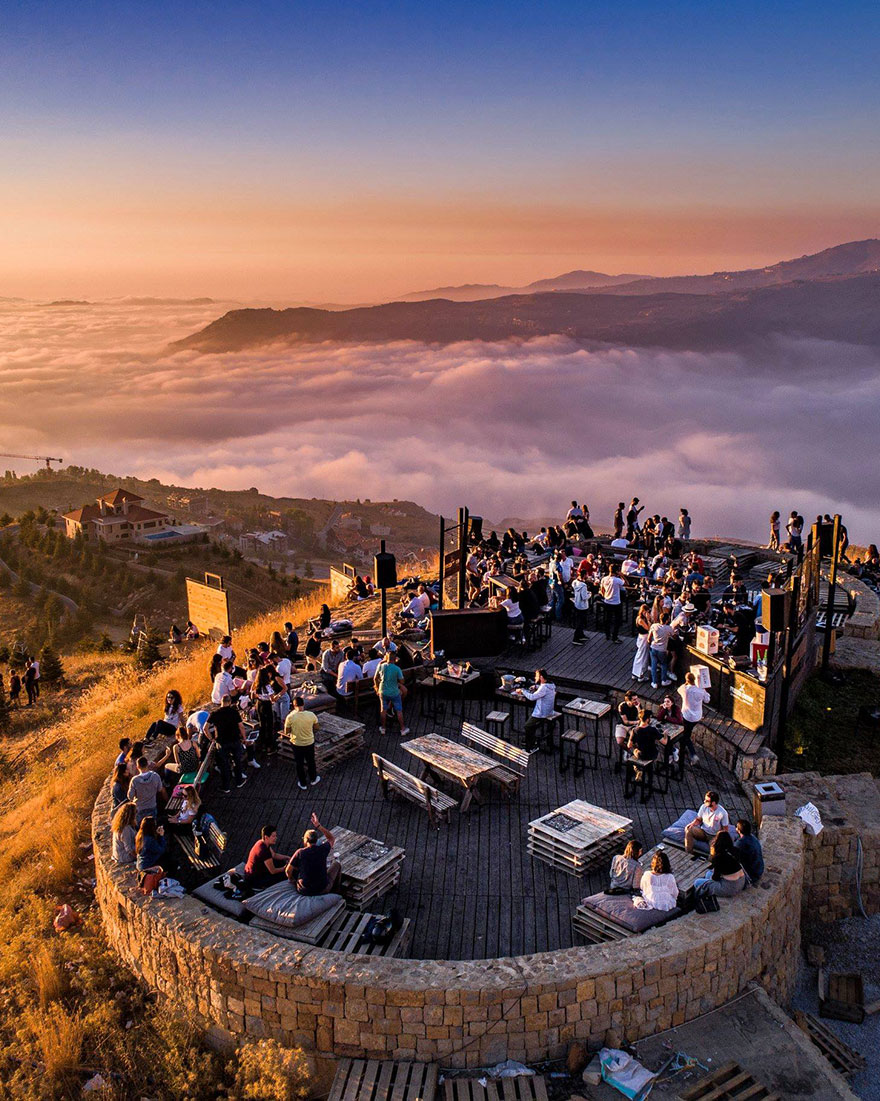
[562,698,613,771]
[401,732,499,812]
[433,668,481,717]
[329,825,406,910]
[528,799,633,877]
[495,685,540,733]
[638,842,710,894]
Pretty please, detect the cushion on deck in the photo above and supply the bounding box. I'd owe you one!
[580,891,682,933]
[661,810,737,854]
[243,883,343,927]
[191,862,247,918]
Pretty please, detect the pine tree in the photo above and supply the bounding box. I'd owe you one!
[39,644,65,685]
[136,630,163,670]
[98,633,115,652]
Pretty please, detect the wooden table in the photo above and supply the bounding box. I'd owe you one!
[562,697,613,770]
[528,799,633,877]
[638,842,709,893]
[329,825,406,909]
[433,668,481,717]
[401,732,499,812]
[495,684,542,733]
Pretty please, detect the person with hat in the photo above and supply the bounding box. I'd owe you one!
[286,814,341,896]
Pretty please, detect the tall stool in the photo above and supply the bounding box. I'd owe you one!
[623,755,655,803]
[559,729,587,776]
[485,711,510,739]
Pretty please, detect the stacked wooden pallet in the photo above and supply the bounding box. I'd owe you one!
[330,825,406,909]
[793,1010,865,1077]
[679,1061,779,1100]
[250,897,346,944]
[700,555,729,582]
[278,714,365,773]
[528,800,632,877]
[329,1059,438,1101]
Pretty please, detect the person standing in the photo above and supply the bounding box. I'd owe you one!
[613,502,625,540]
[374,651,409,736]
[599,564,626,643]
[571,573,591,646]
[518,669,557,753]
[626,498,644,541]
[786,511,803,559]
[678,508,691,541]
[768,511,781,551]
[24,659,37,706]
[677,671,709,765]
[284,695,321,790]
[647,611,674,688]
[631,603,652,680]
[206,694,248,792]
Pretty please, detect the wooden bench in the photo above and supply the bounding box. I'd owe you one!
[175,818,227,878]
[165,744,215,817]
[347,675,378,718]
[329,1059,438,1101]
[459,721,529,797]
[371,754,458,827]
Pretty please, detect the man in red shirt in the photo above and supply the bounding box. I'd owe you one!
[243,824,291,891]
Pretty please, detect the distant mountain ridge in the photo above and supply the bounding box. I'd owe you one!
[401,270,650,301]
[172,269,880,354]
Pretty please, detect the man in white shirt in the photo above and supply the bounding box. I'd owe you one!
[555,549,573,584]
[566,501,583,522]
[677,670,709,764]
[361,648,383,679]
[610,536,630,549]
[599,564,626,643]
[571,576,591,646]
[517,669,557,752]
[621,554,640,577]
[400,591,425,621]
[211,660,237,705]
[336,648,364,697]
[415,584,432,617]
[685,790,730,852]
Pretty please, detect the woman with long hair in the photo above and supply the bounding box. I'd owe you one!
[635,849,679,911]
[111,762,130,809]
[124,741,145,777]
[269,630,288,658]
[768,511,781,551]
[135,815,168,873]
[155,725,200,781]
[111,801,138,865]
[631,603,652,681]
[695,829,746,898]
[251,664,283,754]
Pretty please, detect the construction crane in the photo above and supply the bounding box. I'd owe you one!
[0,453,63,469]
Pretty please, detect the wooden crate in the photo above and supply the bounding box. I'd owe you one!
[678,1061,779,1100]
[793,1010,865,1076]
[819,968,865,1023]
[572,904,635,944]
[320,909,412,957]
[249,897,346,945]
[443,1075,548,1101]
[278,714,365,773]
[329,1058,438,1101]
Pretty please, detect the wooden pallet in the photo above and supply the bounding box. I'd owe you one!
[819,968,865,1023]
[640,844,711,893]
[527,830,628,876]
[528,800,632,876]
[443,1075,548,1101]
[319,909,412,957]
[678,1061,779,1100]
[572,904,637,943]
[793,1010,865,1077]
[249,897,346,944]
[329,1058,438,1101]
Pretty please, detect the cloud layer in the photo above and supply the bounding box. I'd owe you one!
[0,300,877,545]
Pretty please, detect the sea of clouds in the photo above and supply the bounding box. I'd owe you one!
[0,299,876,544]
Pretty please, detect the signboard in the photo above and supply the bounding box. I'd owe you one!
[444,549,461,572]
[186,574,230,637]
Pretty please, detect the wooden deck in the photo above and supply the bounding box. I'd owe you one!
[210,650,749,961]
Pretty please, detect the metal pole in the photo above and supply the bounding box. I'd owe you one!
[380,539,388,639]
[457,507,468,609]
[821,514,841,674]
[438,517,445,611]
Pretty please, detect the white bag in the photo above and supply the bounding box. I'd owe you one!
[795,801,823,836]
[599,1048,656,1099]
[157,877,185,897]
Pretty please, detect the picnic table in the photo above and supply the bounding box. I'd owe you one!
[528,799,633,877]
[562,697,613,770]
[401,732,499,812]
[329,825,406,909]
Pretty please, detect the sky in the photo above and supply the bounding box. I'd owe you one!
[2,301,878,545]
[2,1,879,300]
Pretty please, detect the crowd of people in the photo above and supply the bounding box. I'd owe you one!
[0,654,41,708]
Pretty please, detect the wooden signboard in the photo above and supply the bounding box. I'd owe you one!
[186,574,230,637]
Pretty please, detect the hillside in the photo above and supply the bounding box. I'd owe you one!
[401,269,650,301]
[172,271,880,354]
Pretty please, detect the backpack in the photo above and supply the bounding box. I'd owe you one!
[356,909,401,948]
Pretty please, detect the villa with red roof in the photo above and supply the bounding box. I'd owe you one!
[63,488,173,543]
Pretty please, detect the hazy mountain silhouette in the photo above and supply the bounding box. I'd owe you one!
[173,270,880,354]
[401,270,649,301]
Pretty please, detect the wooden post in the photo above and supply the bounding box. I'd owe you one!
[821,514,841,674]
[380,539,388,639]
[457,507,468,609]
[438,517,445,611]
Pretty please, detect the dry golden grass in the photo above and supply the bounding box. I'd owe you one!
[0,584,331,1099]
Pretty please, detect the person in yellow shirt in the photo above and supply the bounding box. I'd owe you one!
[284,696,320,791]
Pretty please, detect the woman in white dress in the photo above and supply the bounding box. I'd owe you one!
[635,849,679,911]
[631,603,652,681]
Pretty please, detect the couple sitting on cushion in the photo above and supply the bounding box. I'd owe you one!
[243,813,341,897]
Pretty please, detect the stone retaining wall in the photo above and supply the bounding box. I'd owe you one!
[771,772,880,926]
[94,782,805,1067]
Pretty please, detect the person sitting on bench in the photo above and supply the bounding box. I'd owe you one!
[685,790,730,853]
[606,839,643,894]
[286,814,342,896]
[243,824,291,892]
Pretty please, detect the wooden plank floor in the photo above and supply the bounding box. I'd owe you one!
[211,654,749,961]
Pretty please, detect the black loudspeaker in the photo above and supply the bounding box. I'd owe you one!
[430,608,507,658]
[469,515,483,541]
[817,522,835,557]
[373,551,397,590]
[762,588,789,632]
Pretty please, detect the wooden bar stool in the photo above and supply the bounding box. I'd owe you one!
[417,676,443,719]
[485,710,510,739]
[623,755,655,803]
[559,728,587,776]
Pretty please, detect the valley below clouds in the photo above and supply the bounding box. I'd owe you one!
[0,300,876,543]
